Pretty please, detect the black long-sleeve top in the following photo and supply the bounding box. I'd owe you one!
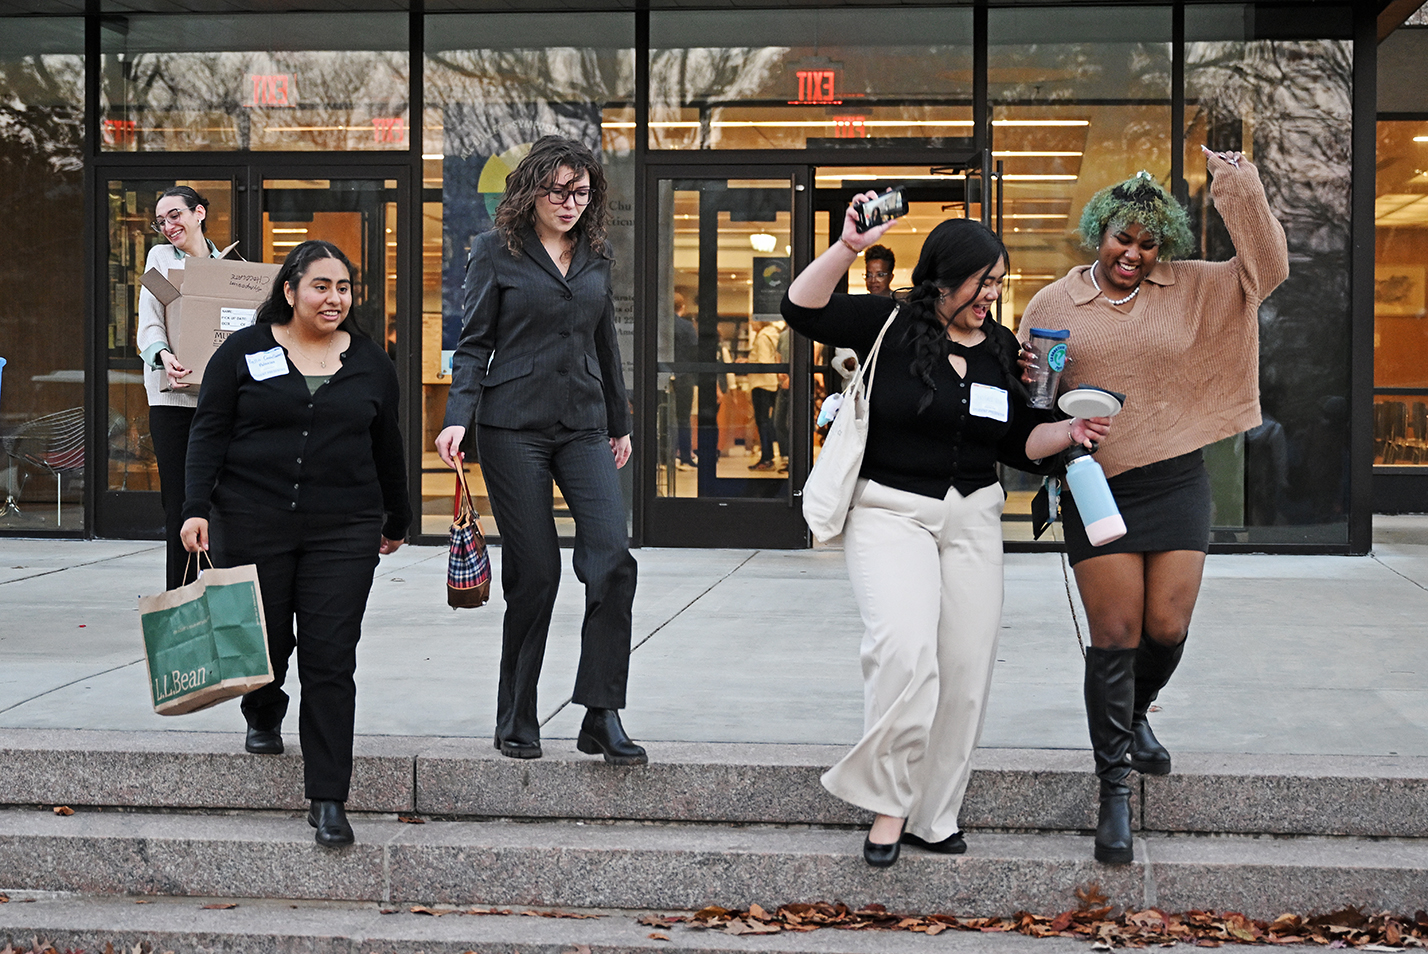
[782,291,1052,500]
[183,323,411,541]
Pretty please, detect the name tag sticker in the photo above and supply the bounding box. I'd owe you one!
[969,383,1009,422]
[220,307,256,331]
[245,346,288,382]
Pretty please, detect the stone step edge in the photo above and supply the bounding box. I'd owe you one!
[0,808,1423,920]
[0,895,1096,954]
[3,728,1426,838]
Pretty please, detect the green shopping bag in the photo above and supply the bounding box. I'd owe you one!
[138,556,274,715]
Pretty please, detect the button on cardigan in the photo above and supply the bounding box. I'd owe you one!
[183,323,411,541]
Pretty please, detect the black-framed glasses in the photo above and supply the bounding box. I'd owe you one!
[545,186,592,206]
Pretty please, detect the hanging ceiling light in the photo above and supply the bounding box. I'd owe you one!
[749,232,778,252]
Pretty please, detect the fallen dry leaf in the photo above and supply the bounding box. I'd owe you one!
[397,815,425,824]
[647,933,670,941]
[52,806,74,816]
[200,902,238,910]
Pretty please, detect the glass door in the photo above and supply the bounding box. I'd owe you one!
[98,173,238,538]
[642,168,811,548]
[95,166,408,540]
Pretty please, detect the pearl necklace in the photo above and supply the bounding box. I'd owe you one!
[1089,264,1141,306]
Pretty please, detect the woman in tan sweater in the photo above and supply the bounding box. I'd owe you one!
[1019,147,1289,864]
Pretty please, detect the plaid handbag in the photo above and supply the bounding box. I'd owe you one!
[447,454,491,609]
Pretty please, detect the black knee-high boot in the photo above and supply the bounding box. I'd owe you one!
[1130,638,1184,775]
[1085,646,1137,864]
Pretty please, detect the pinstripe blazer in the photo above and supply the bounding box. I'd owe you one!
[443,227,631,439]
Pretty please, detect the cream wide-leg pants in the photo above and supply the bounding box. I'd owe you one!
[821,478,1006,843]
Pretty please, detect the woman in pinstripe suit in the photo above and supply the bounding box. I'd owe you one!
[434,136,644,766]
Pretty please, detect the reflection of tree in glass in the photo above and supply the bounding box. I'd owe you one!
[110,50,408,151]
[0,53,85,421]
[649,48,788,149]
[1188,40,1354,527]
[426,47,630,158]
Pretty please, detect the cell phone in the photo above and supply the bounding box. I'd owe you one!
[853,187,908,233]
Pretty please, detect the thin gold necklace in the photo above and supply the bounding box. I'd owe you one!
[281,325,335,369]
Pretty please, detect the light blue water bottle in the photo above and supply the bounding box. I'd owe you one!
[1063,445,1127,546]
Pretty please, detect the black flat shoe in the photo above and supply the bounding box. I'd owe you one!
[307,799,353,847]
[245,726,283,755]
[862,835,901,868]
[901,830,967,854]
[576,708,647,766]
[495,737,542,759]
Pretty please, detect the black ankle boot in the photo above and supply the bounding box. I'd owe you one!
[307,799,354,847]
[245,726,283,755]
[1085,646,1137,864]
[577,708,648,766]
[1130,638,1184,775]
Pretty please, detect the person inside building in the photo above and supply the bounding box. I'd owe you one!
[136,185,224,592]
[747,317,785,470]
[783,199,1111,868]
[863,244,895,297]
[181,240,410,848]
[433,136,644,768]
[1018,148,1288,865]
[671,292,698,471]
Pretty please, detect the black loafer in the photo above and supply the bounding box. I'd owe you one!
[307,799,353,847]
[576,708,648,766]
[862,835,901,868]
[244,726,283,755]
[901,830,968,854]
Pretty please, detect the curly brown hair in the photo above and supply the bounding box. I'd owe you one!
[493,136,610,259]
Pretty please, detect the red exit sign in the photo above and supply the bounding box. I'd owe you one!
[791,70,841,105]
[249,74,293,108]
[373,117,406,144]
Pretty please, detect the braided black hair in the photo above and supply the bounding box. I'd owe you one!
[904,218,1025,413]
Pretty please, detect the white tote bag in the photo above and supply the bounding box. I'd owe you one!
[800,307,899,543]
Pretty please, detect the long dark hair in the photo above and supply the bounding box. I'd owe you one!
[159,185,210,233]
[904,219,1022,413]
[493,135,610,259]
[255,240,365,337]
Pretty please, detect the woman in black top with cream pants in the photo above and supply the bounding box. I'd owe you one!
[182,240,409,847]
[783,202,1110,867]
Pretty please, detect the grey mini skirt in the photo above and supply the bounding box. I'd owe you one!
[1061,448,1211,566]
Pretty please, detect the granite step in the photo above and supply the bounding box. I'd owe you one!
[0,807,1423,920]
[4,729,1427,838]
[0,895,1103,954]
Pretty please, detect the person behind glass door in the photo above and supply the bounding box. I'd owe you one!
[671,292,698,470]
[181,240,410,847]
[782,201,1110,868]
[433,136,644,767]
[747,318,784,471]
[864,244,895,297]
[1017,150,1288,865]
[136,186,222,591]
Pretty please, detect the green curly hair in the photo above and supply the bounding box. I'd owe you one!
[1077,171,1195,261]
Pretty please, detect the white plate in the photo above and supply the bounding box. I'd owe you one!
[1058,388,1123,418]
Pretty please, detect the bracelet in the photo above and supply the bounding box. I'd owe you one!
[1068,421,1075,445]
[839,236,859,254]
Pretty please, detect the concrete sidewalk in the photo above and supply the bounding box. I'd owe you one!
[1,516,1425,758]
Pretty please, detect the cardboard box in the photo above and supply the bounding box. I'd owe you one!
[141,246,282,391]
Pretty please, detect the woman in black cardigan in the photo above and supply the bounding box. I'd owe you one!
[181,240,409,847]
[783,203,1110,867]
[434,136,642,766]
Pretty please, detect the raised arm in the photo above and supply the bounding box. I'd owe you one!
[1204,147,1290,301]
[786,191,897,309]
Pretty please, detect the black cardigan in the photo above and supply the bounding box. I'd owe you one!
[183,323,411,541]
[782,291,1051,500]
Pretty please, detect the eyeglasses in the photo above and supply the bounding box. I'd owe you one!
[151,209,189,234]
[865,270,891,280]
[545,186,592,206]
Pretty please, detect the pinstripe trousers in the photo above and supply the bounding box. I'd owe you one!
[476,423,638,746]
[821,478,1006,843]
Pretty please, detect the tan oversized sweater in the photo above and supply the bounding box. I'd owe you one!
[1019,159,1290,478]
